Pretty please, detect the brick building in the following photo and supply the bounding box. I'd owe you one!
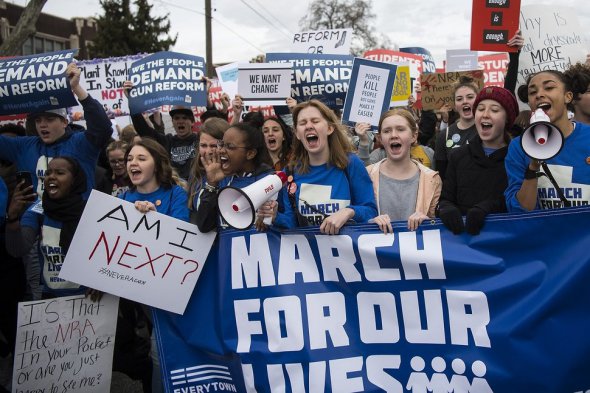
[0,0,97,59]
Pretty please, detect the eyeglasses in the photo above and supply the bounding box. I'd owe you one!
[216,140,250,150]
[109,159,125,166]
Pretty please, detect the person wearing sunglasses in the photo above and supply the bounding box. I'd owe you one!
[193,123,274,232]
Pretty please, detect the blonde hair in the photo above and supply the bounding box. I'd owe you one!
[119,124,137,145]
[289,100,353,174]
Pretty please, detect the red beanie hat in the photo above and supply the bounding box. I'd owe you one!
[473,86,519,129]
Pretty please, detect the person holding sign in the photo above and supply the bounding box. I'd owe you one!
[5,157,93,297]
[438,86,518,235]
[505,71,590,211]
[121,138,189,222]
[194,123,274,232]
[0,63,112,200]
[366,109,442,234]
[262,100,377,234]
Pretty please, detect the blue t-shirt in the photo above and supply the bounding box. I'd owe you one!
[121,185,189,222]
[21,203,85,297]
[505,121,590,211]
[274,154,377,228]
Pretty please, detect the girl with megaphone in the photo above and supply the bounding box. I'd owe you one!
[505,70,590,211]
[437,86,519,235]
[259,100,377,235]
[194,123,274,232]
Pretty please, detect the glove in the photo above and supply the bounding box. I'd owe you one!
[438,204,464,235]
[465,207,487,235]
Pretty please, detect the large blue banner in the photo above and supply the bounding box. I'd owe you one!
[154,207,590,392]
[128,51,206,114]
[266,53,353,109]
[0,49,78,115]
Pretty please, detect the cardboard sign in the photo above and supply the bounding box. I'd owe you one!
[71,54,147,120]
[266,53,354,109]
[237,63,292,106]
[291,28,353,55]
[446,49,480,72]
[0,49,78,115]
[127,51,207,114]
[478,53,509,87]
[471,0,521,52]
[420,70,485,111]
[12,294,119,393]
[59,191,217,314]
[342,58,397,128]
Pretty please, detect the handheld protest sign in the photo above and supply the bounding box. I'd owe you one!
[216,61,240,100]
[127,51,206,114]
[342,58,397,128]
[266,52,354,109]
[291,28,353,55]
[71,54,147,120]
[12,294,119,393]
[420,70,485,111]
[478,53,509,88]
[446,49,480,72]
[59,190,217,315]
[237,63,292,106]
[471,0,521,52]
[0,49,78,115]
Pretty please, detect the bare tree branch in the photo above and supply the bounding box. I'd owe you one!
[0,0,48,56]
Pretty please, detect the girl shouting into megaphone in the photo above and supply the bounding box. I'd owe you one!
[505,70,590,211]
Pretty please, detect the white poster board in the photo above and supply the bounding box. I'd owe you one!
[237,63,292,106]
[216,62,240,100]
[446,49,479,72]
[60,191,217,314]
[517,5,588,107]
[12,294,119,393]
[291,28,353,55]
[342,58,397,128]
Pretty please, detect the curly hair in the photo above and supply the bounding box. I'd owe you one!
[125,137,175,190]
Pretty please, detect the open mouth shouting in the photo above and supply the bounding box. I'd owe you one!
[536,102,551,115]
[266,136,278,150]
[220,155,230,172]
[129,167,143,183]
[462,104,473,118]
[304,132,320,149]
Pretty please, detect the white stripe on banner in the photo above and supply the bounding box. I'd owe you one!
[186,370,231,378]
[185,364,229,371]
[187,375,234,383]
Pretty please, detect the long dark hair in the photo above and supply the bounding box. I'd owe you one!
[230,123,273,171]
[263,116,293,166]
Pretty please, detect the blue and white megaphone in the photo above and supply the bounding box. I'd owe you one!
[520,108,564,161]
[218,171,288,230]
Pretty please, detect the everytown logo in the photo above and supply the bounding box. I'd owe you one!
[170,364,237,393]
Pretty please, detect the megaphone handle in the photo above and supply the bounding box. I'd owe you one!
[540,162,571,207]
[262,193,279,225]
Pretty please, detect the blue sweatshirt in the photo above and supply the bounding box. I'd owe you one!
[505,121,590,211]
[121,185,190,222]
[274,154,377,228]
[0,95,112,199]
[0,177,7,227]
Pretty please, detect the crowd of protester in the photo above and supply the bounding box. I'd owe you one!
[1,32,590,392]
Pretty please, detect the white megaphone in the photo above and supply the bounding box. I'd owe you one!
[218,171,288,229]
[520,108,564,161]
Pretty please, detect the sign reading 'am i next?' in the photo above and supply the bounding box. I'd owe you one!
[237,63,292,106]
[342,58,397,128]
[127,51,207,114]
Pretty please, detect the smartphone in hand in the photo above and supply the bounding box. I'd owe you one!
[15,171,36,201]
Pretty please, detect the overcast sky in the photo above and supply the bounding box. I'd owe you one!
[12,0,590,65]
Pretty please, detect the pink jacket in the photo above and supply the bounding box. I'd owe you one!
[366,158,442,218]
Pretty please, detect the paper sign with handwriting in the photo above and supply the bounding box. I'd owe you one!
[60,190,217,314]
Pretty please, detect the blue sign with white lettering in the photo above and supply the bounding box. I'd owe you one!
[154,207,590,392]
[266,53,354,109]
[0,50,78,115]
[127,51,207,114]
